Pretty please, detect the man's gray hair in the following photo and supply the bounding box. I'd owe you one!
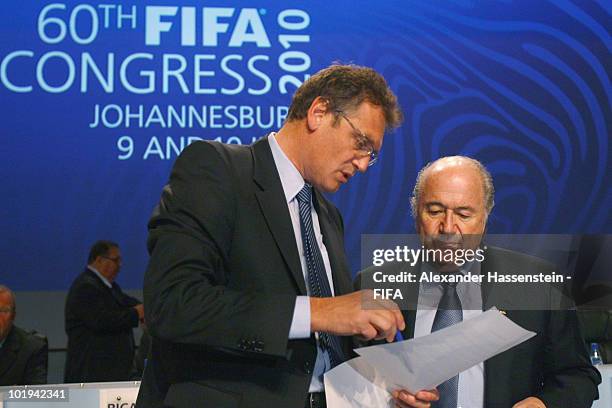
[0,284,16,314]
[410,156,495,218]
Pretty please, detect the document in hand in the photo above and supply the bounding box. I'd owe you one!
[324,307,535,407]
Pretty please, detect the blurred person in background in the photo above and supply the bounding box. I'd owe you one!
[0,284,48,385]
[64,240,144,383]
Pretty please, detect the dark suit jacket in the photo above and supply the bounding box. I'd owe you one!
[64,268,141,383]
[0,325,47,385]
[357,246,601,408]
[136,138,354,408]
[578,309,612,363]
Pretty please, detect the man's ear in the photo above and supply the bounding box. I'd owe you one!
[306,96,330,131]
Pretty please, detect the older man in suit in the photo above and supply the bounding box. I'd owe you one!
[363,156,601,408]
[0,285,47,385]
[136,64,406,408]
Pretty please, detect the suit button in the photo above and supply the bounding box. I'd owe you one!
[303,360,312,374]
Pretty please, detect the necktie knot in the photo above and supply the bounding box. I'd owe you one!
[442,282,459,290]
[296,183,313,206]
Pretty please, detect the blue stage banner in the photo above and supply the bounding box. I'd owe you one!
[1,0,610,290]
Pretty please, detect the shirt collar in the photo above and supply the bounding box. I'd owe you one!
[87,265,113,288]
[0,336,5,348]
[268,133,306,204]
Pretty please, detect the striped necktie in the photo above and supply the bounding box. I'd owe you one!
[296,184,345,367]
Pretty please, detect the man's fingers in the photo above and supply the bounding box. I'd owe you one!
[358,325,378,340]
[366,297,406,332]
[394,390,432,408]
[414,389,439,401]
[366,310,398,340]
[378,299,406,332]
[393,308,405,332]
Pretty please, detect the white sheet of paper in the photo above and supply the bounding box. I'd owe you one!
[325,307,535,407]
[324,356,394,408]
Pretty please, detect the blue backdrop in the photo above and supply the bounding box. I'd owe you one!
[1,0,610,290]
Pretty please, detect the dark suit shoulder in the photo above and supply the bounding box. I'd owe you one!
[7,326,47,354]
[171,141,237,181]
[67,269,107,294]
[484,246,555,274]
[177,140,252,174]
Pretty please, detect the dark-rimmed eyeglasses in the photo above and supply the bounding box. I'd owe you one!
[336,111,379,167]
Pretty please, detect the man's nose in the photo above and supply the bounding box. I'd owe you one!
[440,211,457,234]
[352,156,370,173]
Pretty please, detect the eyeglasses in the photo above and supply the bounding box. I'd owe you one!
[102,256,121,265]
[336,111,379,166]
[0,307,14,314]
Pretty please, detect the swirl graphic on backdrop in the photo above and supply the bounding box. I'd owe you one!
[327,0,611,273]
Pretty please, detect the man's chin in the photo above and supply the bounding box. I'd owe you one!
[436,262,462,273]
[318,180,341,193]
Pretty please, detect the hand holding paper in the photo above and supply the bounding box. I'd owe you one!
[325,307,536,407]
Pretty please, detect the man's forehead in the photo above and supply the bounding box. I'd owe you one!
[422,165,484,197]
[420,172,485,209]
[422,192,483,211]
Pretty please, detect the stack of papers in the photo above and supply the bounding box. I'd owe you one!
[324,307,535,407]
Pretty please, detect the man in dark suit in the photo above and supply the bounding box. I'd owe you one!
[64,240,144,383]
[362,156,600,408]
[0,285,47,385]
[136,64,405,408]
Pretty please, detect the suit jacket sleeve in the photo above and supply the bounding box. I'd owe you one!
[536,309,601,407]
[144,141,295,358]
[67,281,139,332]
[115,284,142,308]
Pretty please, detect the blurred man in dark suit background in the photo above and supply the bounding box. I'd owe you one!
[64,240,144,383]
[0,285,47,385]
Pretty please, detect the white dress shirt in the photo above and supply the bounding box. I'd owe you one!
[88,265,112,288]
[268,133,335,392]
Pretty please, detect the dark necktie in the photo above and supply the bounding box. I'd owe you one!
[431,282,463,408]
[296,184,345,367]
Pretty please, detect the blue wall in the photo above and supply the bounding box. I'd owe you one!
[1,0,610,290]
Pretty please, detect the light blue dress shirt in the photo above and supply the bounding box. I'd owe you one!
[268,133,335,392]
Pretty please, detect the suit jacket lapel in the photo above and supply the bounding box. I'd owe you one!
[0,328,19,380]
[252,137,306,295]
[312,190,352,296]
[86,269,123,306]
[480,247,502,407]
